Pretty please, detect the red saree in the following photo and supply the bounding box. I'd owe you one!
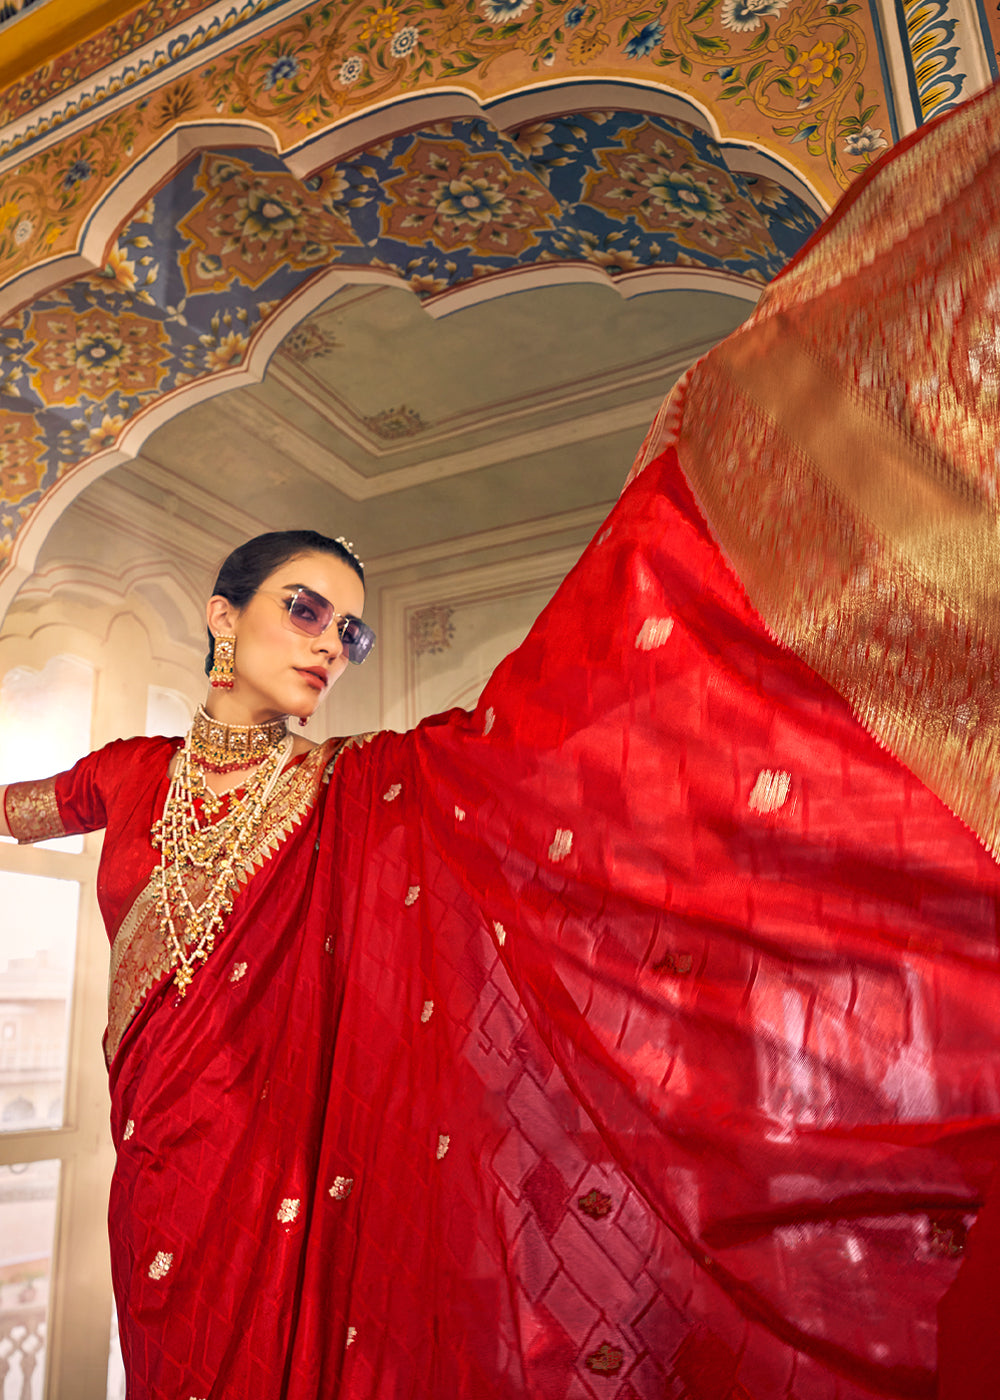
[6,78,1000,1400]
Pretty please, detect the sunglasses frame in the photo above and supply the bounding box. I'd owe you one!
[264,586,375,664]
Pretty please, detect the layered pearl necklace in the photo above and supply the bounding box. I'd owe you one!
[151,707,292,994]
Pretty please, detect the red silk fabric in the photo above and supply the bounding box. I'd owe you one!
[45,84,1000,1400]
[53,439,1000,1399]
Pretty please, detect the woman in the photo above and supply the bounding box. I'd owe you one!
[4,80,1000,1400]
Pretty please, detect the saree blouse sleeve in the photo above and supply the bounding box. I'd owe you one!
[4,738,147,844]
[4,776,67,843]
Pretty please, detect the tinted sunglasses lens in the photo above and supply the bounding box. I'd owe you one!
[339,615,376,664]
[286,590,332,636]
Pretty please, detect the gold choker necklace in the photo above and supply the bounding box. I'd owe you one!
[189,705,289,773]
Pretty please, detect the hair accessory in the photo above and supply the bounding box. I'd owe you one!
[335,536,365,569]
[209,634,236,689]
[189,705,288,774]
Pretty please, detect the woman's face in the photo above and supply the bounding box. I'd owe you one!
[207,550,367,723]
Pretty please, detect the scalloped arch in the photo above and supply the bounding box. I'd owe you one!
[0,89,828,619]
[1,82,829,319]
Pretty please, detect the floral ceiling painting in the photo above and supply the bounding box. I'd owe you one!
[0,103,820,583]
[0,0,994,604]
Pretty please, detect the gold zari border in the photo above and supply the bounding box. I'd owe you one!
[4,777,66,844]
[105,736,357,1065]
[673,81,1000,858]
[679,315,1000,856]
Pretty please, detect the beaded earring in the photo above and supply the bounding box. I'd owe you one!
[209,634,236,689]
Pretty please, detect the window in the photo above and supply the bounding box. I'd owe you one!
[0,652,115,1397]
[0,1158,59,1399]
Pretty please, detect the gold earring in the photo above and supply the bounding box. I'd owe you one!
[209,634,235,689]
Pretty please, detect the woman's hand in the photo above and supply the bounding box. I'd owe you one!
[0,787,12,840]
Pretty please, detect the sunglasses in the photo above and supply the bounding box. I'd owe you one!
[267,586,375,664]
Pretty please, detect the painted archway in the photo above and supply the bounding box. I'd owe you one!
[0,0,996,615]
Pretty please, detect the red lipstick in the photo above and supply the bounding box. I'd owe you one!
[297,668,327,691]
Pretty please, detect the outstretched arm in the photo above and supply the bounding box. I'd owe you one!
[0,787,13,840]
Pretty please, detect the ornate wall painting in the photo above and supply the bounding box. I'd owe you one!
[0,105,823,610]
[0,0,992,617]
[0,0,899,298]
[889,0,998,125]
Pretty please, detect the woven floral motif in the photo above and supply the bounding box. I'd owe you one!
[577,1188,613,1219]
[584,1341,624,1375]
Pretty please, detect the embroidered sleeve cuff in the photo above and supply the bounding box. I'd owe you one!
[4,778,67,844]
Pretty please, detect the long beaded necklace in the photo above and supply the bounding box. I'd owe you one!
[151,713,293,994]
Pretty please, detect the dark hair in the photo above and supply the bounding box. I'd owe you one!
[205,529,365,676]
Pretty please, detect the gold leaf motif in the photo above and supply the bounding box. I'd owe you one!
[454,805,466,821]
[493,920,507,947]
[229,961,247,982]
[346,1326,357,1348]
[328,1175,354,1200]
[548,828,573,861]
[483,706,495,735]
[277,1197,301,1223]
[436,1134,450,1160]
[748,769,792,814]
[148,1250,173,1280]
[404,885,420,906]
[420,999,434,1023]
[635,616,674,650]
[382,782,402,801]
[123,1119,135,1141]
